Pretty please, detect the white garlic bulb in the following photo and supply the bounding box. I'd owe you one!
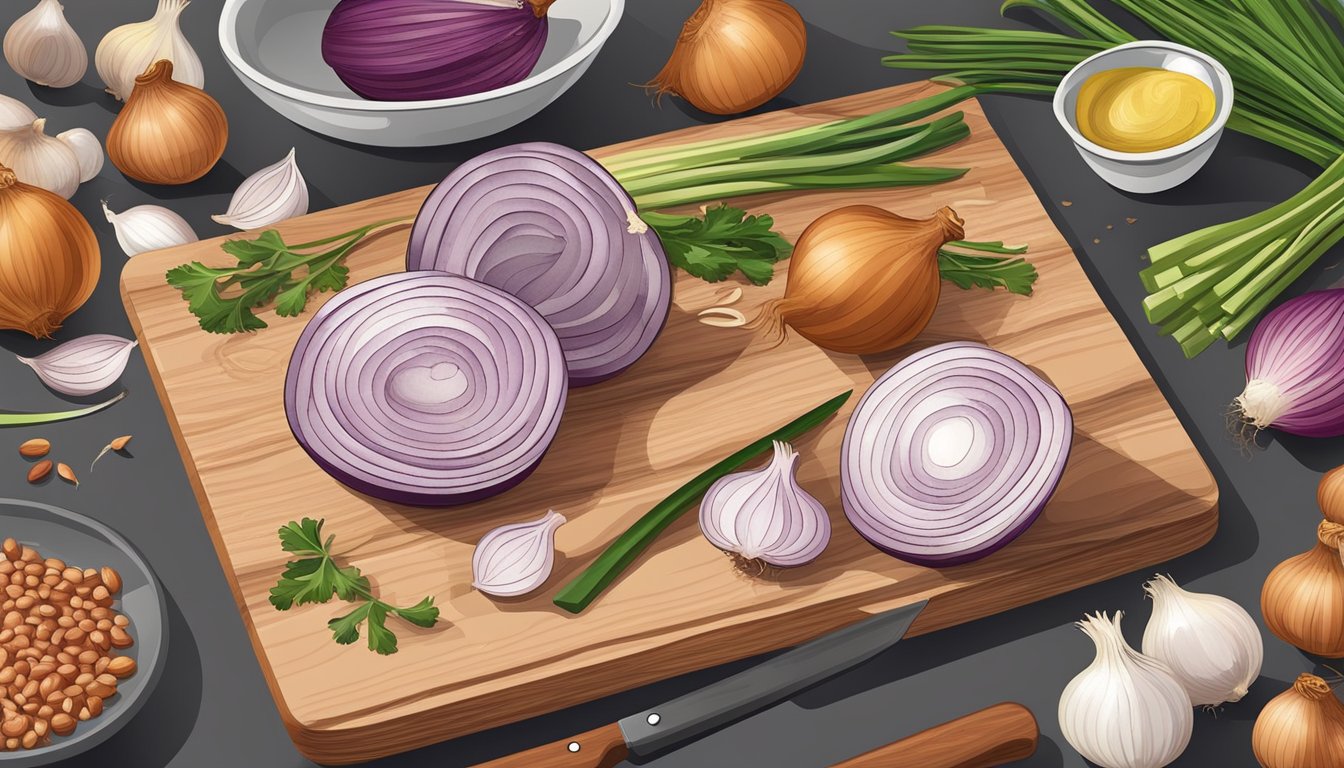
[56,128,104,183]
[699,441,831,567]
[3,0,87,88]
[0,95,36,131]
[1060,612,1193,768]
[0,118,82,198]
[1141,574,1263,707]
[96,0,203,101]
[212,148,309,230]
[103,200,199,257]
[472,510,567,598]
[18,335,139,397]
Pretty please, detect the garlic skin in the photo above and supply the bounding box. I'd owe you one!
[1059,612,1193,768]
[3,0,87,88]
[472,510,567,598]
[0,119,81,199]
[699,441,831,567]
[56,128,104,183]
[96,0,203,101]
[103,200,198,257]
[0,95,36,131]
[212,148,309,230]
[1140,575,1263,707]
[17,334,139,397]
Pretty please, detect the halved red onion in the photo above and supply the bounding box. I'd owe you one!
[841,341,1073,566]
[407,142,672,387]
[285,272,568,506]
[1237,289,1344,438]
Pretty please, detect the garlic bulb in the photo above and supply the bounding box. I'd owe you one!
[1140,575,1263,707]
[212,148,309,230]
[1059,612,1193,768]
[18,334,139,397]
[0,119,81,199]
[472,510,567,598]
[699,441,831,567]
[56,128,103,183]
[96,0,203,101]
[0,95,36,131]
[103,200,198,257]
[3,0,87,88]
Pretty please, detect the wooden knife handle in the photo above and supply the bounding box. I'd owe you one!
[831,703,1039,768]
[470,723,630,768]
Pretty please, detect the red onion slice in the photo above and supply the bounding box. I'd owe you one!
[841,341,1073,566]
[407,142,672,387]
[285,272,568,506]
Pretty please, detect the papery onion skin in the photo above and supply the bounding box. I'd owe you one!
[322,0,552,102]
[1252,674,1344,768]
[285,272,568,507]
[1236,289,1344,438]
[1261,521,1344,658]
[407,142,672,387]
[1320,464,1344,525]
[107,60,228,186]
[841,341,1073,566]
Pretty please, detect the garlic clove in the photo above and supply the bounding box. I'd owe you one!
[56,128,104,184]
[472,510,567,598]
[0,119,82,199]
[211,148,309,231]
[17,335,139,397]
[103,200,198,257]
[0,95,37,132]
[1140,574,1263,708]
[96,0,203,101]
[3,0,87,89]
[699,440,830,568]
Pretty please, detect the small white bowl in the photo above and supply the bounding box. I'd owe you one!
[219,0,624,148]
[1053,40,1234,194]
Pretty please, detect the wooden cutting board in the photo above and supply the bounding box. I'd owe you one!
[120,82,1218,765]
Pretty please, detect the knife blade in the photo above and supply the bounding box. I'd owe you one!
[471,599,928,768]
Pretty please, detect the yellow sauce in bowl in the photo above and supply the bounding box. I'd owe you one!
[1076,66,1216,153]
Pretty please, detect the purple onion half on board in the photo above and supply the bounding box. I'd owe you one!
[407,142,673,387]
[321,0,552,102]
[841,341,1074,567]
[285,272,568,507]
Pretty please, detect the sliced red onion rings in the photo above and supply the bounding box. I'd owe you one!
[841,341,1073,566]
[285,272,568,506]
[407,142,672,387]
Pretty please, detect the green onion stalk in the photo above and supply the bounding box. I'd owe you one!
[884,0,1344,356]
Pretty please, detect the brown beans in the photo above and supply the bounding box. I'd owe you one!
[49,713,73,736]
[24,462,51,485]
[17,440,48,459]
[99,568,121,595]
[106,656,135,678]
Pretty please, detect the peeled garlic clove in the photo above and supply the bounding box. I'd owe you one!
[0,119,82,199]
[1059,612,1193,768]
[699,441,830,567]
[17,334,139,397]
[96,0,203,101]
[473,510,567,598]
[103,200,198,257]
[56,128,104,184]
[3,0,87,89]
[1140,574,1263,707]
[0,95,36,131]
[211,148,309,230]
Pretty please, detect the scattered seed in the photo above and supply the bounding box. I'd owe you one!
[90,436,132,472]
[1062,200,1073,207]
[714,286,743,306]
[697,307,748,328]
[16,440,48,460]
[1106,224,1114,230]
[25,462,51,485]
[55,464,77,488]
[1126,217,1138,225]
[1093,238,1102,244]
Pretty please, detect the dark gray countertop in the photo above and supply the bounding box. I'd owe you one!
[0,1,1339,766]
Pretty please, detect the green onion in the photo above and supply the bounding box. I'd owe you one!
[553,390,852,614]
[0,391,126,427]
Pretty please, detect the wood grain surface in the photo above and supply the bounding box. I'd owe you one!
[119,82,1218,764]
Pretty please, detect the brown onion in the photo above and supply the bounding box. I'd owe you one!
[648,0,806,115]
[757,205,964,354]
[107,59,227,185]
[1252,674,1344,768]
[0,163,99,338]
[1262,519,1344,657]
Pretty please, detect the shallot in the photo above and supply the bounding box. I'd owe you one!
[17,335,139,397]
[472,510,567,598]
[699,441,830,568]
[1235,289,1344,438]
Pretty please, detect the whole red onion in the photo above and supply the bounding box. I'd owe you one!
[1236,288,1344,438]
[321,0,553,102]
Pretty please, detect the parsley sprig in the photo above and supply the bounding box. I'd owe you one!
[269,518,439,655]
[640,204,793,285]
[938,240,1038,296]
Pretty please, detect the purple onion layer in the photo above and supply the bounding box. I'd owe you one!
[407,142,672,387]
[285,272,568,507]
[321,0,547,101]
[1243,288,1344,438]
[841,341,1074,567]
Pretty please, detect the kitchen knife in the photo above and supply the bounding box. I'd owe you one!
[832,702,1039,768]
[471,599,928,768]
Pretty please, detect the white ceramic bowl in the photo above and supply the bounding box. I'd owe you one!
[1053,40,1234,194]
[219,0,623,147]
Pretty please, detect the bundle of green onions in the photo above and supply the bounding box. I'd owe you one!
[885,0,1344,357]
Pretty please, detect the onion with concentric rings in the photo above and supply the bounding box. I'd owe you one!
[284,272,568,507]
[841,341,1073,566]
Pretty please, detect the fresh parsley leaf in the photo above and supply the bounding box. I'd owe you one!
[328,603,371,646]
[393,597,440,628]
[364,603,398,656]
[642,204,793,285]
[937,250,1038,296]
